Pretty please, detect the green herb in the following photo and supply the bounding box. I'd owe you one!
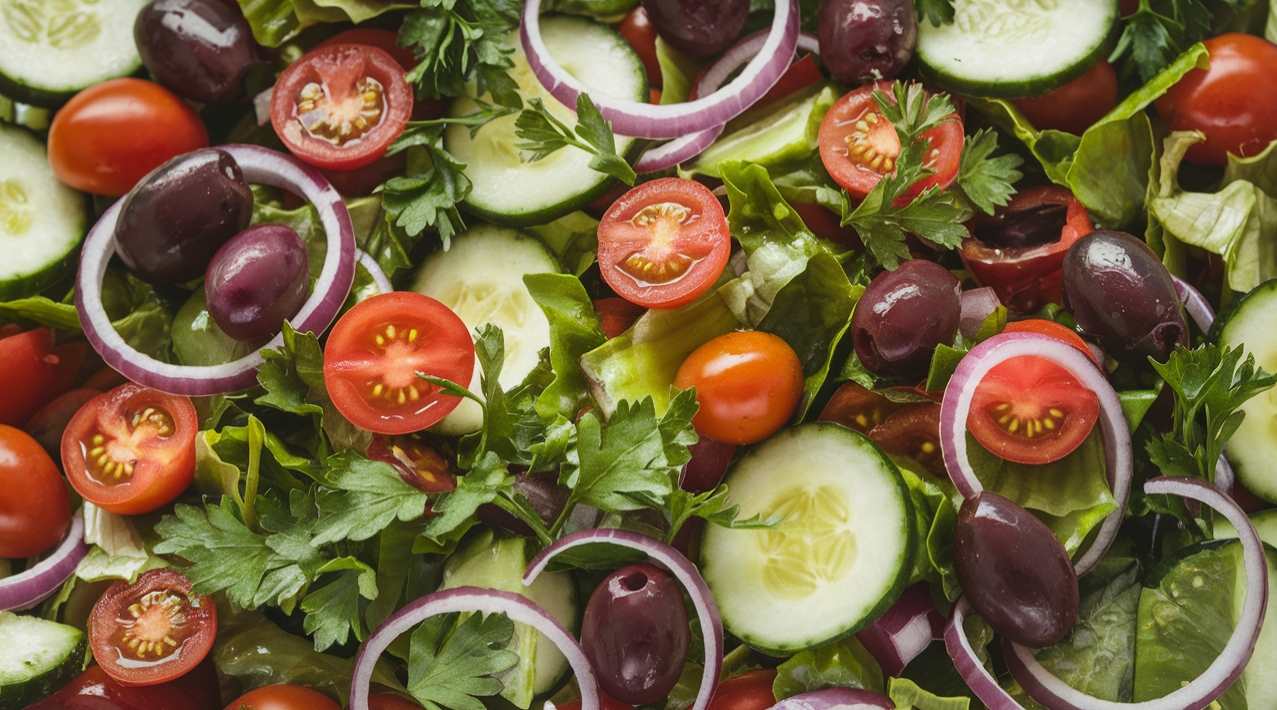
[379,124,472,248]
[915,0,955,27]
[954,128,1023,215]
[407,611,521,710]
[515,94,637,186]
[399,0,523,108]
[1112,0,1248,82]
[309,454,433,546]
[663,487,781,544]
[300,556,379,650]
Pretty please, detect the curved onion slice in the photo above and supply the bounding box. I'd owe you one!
[634,126,725,173]
[1171,275,1214,333]
[77,144,356,396]
[944,597,1028,710]
[0,509,87,612]
[854,583,945,677]
[768,688,895,710]
[959,287,1001,340]
[940,331,1132,576]
[350,587,597,710]
[357,249,393,294]
[524,528,724,710]
[1005,477,1268,710]
[521,0,799,140]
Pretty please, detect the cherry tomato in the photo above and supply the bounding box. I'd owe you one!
[224,684,342,710]
[24,387,101,457]
[62,384,198,515]
[555,692,633,710]
[270,44,413,171]
[594,297,646,339]
[690,53,824,104]
[968,356,1099,465]
[316,28,443,121]
[90,569,216,686]
[1154,33,1277,166]
[817,381,937,433]
[959,186,1094,313]
[598,178,732,309]
[48,79,208,196]
[867,403,944,475]
[0,425,72,558]
[618,6,661,88]
[674,331,804,445]
[28,663,220,710]
[323,292,475,435]
[1012,59,1117,136]
[1003,319,1099,365]
[366,433,458,493]
[707,670,779,710]
[818,80,963,202]
[0,327,59,426]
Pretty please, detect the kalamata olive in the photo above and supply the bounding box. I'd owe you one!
[641,0,749,57]
[679,436,737,493]
[1061,230,1188,363]
[476,471,570,537]
[818,0,917,84]
[851,259,961,380]
[115,148,253,285]
[135,0,264,104]
[953,491,1079,648]
[582,563,690,705]
[205,224,309,341]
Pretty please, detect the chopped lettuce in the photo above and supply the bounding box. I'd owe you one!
[888,677,970,710]
[234,0,413,47]
[773,634,885,699]
[655,37,700,106]
[526,211,600,277]
[524,273,607,422]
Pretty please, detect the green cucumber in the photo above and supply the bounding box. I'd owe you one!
[1211,279,1277,504]
[700,422,916,655]
[0,611,86,710]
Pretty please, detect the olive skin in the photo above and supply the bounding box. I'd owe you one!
[851,259,961,380]
[115,148,253,285]
[204,223,310,341]
[818,0,917,84]
[1062,230,1189,363]
[641,0,749,57]
[953,492,1079,648]
[135,0,264,104]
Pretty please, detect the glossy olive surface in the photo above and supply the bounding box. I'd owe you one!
[641,0,749,57]
[818,0,917,84]
[953,491,1079,648]
[851,259,961,380]
[115,148,253,285]
[135,0,264,103]
[1061,230,1188,363]
[205,224,309,341]
[582,563,691,705]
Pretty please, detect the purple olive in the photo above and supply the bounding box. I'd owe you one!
[204,224,309,341]
[818,0,917,84]
[135,0,264,104]
[851,259,961,380]
[641,0,749,57]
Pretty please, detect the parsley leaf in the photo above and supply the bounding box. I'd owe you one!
[407,611,521,710]
[515,95,637,186]
[379,124,471,248]
[301,556,379,651]
[399,0,523,108]
[954,128,1023,215]
[664,486,782,543]
[915,0,955,26]
[309,453,433,547]
[1112,0,1247,81]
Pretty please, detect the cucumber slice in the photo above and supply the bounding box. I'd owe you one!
[445,15,646,227]
[915,0,1118,99]
[1212,279,1277,503]
[0,611,86,710]
[0,123,86,301]
[411,224,559,434]
[700,423,916,654]
[440,530,579,706]
[0,0,149,106]
[1215,512,1277,707]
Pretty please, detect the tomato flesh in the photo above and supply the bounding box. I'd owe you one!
[225,684,342,710]
[1003,319,1099,365]
[367,433,458,493]
[707,670,778,710]
[868,403,944,475]
[968,356,1099,465]
[1012,59,1117,136]
[0,425,72,558]
[0,327,59,426]
[90,569,216,687]
[674,331,804,445]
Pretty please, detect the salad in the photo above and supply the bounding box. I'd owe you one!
[2,0,1277,708]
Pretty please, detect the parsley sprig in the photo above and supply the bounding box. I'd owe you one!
[954,128,1023,216]
[407,611,520,710]
[399,0,523,108]
[1111,0,1247,82]
[514,94,637,186]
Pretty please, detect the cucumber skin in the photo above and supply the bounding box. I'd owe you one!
[0,635,86,710]
[0,62,143,109]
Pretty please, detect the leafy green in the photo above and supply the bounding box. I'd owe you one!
[526,211,600,277]
[379,123,472,248]
[407,611,521,710]
[682,84,837,178]
[954,128,1023,215]
[0,296,80,329]
[773,635,885,699]
[914,0,955,26]
[888,677,970,710]
[655,36,700,105]
[310,454,433,546]
[301,556,379,650]
[515,94,636,186]
[234,0,412,47]
[896,464,960,597]
[523,273,607,421]
[1111,0,1247,82]
[100,271,175,363]
[662,485,781,544]
[398,0,522,107]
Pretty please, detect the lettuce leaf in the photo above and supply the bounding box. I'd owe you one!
[773,634,885,699]
[526,211,599,277]
[888,677,970,710]
[682,85,837,179]
[235,0,413,47]
[523,273,606,421]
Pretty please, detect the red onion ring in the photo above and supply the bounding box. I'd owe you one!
[76,145,356,396]
[0,509,87,612]
[1005,477,1268,710]
[634,125,725,173]
[959,287,1001,340]
[940,331,1132,576]
[524,529,723,710]
[854,583,945,677]
[1171,275,1214,332]
[944,597,1027,710]
[357,249,393,294]
[767,688,895,710]
[521,0,799,139]
[350,587,597,710]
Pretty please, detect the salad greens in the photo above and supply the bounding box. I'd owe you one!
[515,94,637,186]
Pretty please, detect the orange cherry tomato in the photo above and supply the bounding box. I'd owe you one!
[674,331,804,445]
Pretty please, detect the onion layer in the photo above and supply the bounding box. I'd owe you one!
[767,688,895,710]
[76,144,355,396]
[350,587,597,710]
[943,597,1027,710]
[357,249,393,294]
[524,529,724,710]
[854,583,944,677]
[1171,275,1214,333]
[0,509,87,612]
[959,287,1001,340]
[940,331,1132,576]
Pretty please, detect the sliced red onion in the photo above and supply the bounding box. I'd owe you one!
[254,87,273,126]
[357,249,393,294]
[524,529,723,710]
[1005,477,1268,710]
[959,287,1001,340]
[854,583,945,677]
[1,509,87,612]
[768,688,895,710]
[940,331,1132,576]
[351,587,597,710]
[1216,455,1235,494]
[521,0,798,139]
[944,597,1027,710]
[634,125,726,173]
[1171,275,1214,332]
[77,144,356,396]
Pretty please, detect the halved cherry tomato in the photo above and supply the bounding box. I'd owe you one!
[598,178,732,309]
[959,186,1094,313]
[62,384,198,515]
[618,6,661,88]
[323,292,475,435]
[594,297,647,339]
[224,684,342,710]
[48,79,209,196]
[0,425,71,558]
[367,433,458,493]
[270,44,413,171]
[674,331,804,445]
[1003,319,1099,365]
[817,381,941,433]
[968,356,1099,465]
[707,670,779,710]
[868,403,944,475]
[0,327,59,426]
[317,28,444,122]
[90,569,216,686]
[1012,60,1117,136]
[818,80,963,202]
[29,662,220,710]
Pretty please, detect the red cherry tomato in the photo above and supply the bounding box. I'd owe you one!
[690,53,824,104]
[0,425,71,558]
[556,692,633,710]
[48,79,208,196]
[28,662,220,710]
[317,28,444,121]
[90,569,216,686]
[1012,59,1117,136]
[24,388,102,456]
[323,292,475,435]
[270,44,413,171]
[366,433,458,493]
[818,80,963,202]
[223,684,342,710]
[968,355,1100,465]
[0,327,59,426]
[959,186,1094,313]
[868,403,945,475]
[1154,33,1277,166]
[1003,319,1099,365]
[594,297,647,339]
[598,178,732,309]
[707,670,779,710]
[618,7,661,88]
[61,384,198,515]
[674,331,804,445]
